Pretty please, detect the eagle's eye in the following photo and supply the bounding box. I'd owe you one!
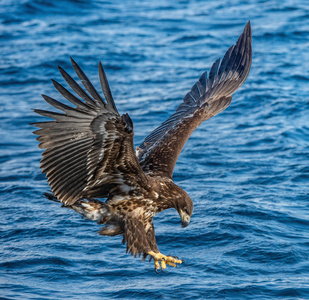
[184,208,189,214]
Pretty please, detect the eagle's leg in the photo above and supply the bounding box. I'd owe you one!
[144,221,183,272]
[148,251,183,271]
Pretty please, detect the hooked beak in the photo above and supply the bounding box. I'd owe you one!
[180,210,190,228]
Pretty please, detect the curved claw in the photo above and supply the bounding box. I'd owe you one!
[148,251,184,271]
[168,255,179,260]
[181,259,186,263]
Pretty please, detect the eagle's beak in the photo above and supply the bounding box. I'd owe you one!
[180,210,190,228]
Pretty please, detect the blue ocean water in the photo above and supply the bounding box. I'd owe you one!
[1,0,309,299]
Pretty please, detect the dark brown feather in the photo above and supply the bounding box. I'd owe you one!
[33,60,148,205]
[137,21,252,178]
[145,220,159,254]
[123,217,151,257]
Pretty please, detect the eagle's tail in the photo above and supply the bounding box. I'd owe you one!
[44,192,107,223]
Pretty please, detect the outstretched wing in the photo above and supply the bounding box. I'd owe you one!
[137,21,252,178]
[33,58,148,205]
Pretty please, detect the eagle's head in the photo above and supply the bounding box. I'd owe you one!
[174,192,193,228]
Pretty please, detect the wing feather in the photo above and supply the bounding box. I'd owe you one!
[70,57,105,109]
[137,21,252,178]
[33,60,148,205]
[99,61,118,113]
[51,79,95,112]
[41,94,92,118]
[58,65,98,108]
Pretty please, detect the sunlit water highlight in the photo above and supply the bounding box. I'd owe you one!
[1,0,309,299]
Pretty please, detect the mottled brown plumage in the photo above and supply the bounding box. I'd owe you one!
[33,22,252,271]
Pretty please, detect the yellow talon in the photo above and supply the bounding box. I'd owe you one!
[154,260,160,270]
[161,260,166,270]
[166,261,176,268]
[148,251,183,271]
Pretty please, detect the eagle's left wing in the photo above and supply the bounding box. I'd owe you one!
[137,21,252,178]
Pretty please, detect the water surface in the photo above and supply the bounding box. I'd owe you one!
[1,0,309,299]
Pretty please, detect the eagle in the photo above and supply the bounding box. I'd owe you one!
[33,22,252,272]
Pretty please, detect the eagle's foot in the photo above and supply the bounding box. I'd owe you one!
[148,251,183,272]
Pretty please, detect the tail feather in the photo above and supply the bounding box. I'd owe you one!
[99,224,123,236]
[44,192,106,222]
[72,199,106,222]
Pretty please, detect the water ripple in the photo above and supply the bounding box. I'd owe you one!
[1,0,309,299]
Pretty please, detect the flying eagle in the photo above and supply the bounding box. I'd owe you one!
[33,22,252,272]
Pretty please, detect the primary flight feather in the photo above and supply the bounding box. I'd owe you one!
[33,21,252,272]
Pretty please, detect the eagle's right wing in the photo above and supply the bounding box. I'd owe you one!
[137,22,252,178]
[33,59,148,205]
